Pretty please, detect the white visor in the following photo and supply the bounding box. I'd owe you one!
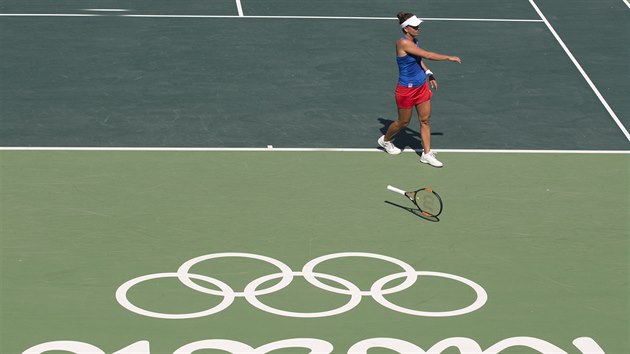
[400,16,422,28]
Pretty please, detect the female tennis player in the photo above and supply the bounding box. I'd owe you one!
[377,12,461,167]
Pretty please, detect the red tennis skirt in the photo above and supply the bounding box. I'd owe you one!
[395,82,432,109]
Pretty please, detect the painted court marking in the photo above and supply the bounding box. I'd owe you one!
[235,0,244,17]
[120,15,542,22]
[0,13,541,22]
[82,9,130,12]
[0,147,628,154]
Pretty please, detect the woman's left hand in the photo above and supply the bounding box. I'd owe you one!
[429,78,438,90]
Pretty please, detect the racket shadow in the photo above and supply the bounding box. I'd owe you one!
[384,201,440,222]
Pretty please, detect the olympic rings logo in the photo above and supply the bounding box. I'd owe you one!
[116,252,488,319]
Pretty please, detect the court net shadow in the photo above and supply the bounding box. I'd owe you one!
[384,201,440,222]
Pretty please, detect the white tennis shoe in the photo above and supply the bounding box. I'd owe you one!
[378,135,401,155]
[420,151,443,167]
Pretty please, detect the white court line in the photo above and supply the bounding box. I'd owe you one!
[0,13,101,17]
[239,16,542,22]
[121,14,396,20]
[83,9,130,12]
[625,0,630,9]
[529,0,630,142]
[235,0,243,16]
[123,14,241,18]
[0,147,628,154]
[0,13,542,22]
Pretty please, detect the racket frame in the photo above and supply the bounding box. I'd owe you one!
[387,185,443,217]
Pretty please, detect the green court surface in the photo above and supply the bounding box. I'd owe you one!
[1,151,628,353]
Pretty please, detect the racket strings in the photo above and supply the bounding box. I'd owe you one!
[415,190,441,216]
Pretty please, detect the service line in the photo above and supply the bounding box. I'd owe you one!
[0,13,542,22]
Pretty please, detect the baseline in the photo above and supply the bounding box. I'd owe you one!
[0,147,628,154]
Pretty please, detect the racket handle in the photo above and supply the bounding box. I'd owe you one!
[387,185,406,196]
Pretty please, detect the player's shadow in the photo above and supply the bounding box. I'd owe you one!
[384,201,440,222]
[378,118,443,156]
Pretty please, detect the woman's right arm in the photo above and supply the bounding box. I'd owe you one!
[399,39,461,63]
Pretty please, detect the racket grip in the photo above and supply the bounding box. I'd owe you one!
[387,185,406,196]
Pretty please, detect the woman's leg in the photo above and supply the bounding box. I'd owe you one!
[384,108,413,141]
[416,100,432,152]
[416,100,443,167]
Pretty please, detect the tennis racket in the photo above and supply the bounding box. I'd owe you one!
[387,185,443,217]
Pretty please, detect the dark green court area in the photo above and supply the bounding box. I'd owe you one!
[1,0,628,149]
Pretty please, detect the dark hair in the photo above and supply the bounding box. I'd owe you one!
[397,12,414,25]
